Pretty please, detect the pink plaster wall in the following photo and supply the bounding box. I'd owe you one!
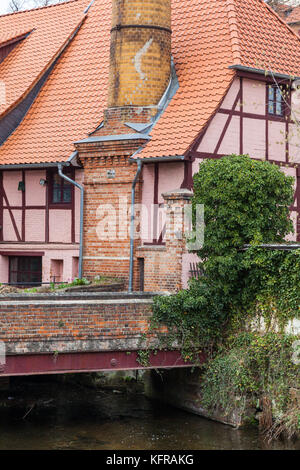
[3,171,22,206]
[192,158,202,175]
[0,169,81,285]
[25,170,46,206]
[197,77,296,163]
[141,164,155,242]
[243,117,266,158]
[197,113,228,153]
[0,255,9,283]
[75,170,84,244]
[0,245,79,284]
[219,116,240,155]
[182,253,200,289]
[287,123,300,164]
[49,210,72,243]
[221,78,240,109]
[25,210,46,242]
[140,162,184,242]
[281,166,298,241]
[3,209,22,241]
[2,169,81,244]
[158,162,184,203]
[42,248,79,283]
[268,121,286,162]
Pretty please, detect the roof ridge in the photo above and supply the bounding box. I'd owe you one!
[0,0,82,19]
[259,0,300,44]
[226,0,241,65]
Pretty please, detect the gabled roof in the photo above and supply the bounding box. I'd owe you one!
[0,0,87,118]
[0,0,110,165]
[1,0,300,165]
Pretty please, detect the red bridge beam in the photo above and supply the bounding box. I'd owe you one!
[0,350,206,377]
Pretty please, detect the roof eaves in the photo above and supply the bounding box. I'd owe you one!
[0,14,87,122]
[135,155,185,163]
[74,134,151,144]
[0,161,70,170]
[229,64,300,81]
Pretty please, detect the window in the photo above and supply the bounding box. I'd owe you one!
[9,256,42,286]
[267,85,285,116]
[49,170,73,205]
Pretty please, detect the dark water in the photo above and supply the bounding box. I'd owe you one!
[0,378,299,450]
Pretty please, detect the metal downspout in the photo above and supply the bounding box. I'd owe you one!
[129,159,143,292]
[58,163,84,279]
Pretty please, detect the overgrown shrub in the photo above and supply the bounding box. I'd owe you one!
[201,332,299,416]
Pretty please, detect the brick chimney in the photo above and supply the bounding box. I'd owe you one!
[108,0,171,111]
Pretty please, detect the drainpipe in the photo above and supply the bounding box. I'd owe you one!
[129,159,143,292]
[58,163,84,279]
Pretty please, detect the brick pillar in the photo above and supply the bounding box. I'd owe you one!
[137,188,193,292]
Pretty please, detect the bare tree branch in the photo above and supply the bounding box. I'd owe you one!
[9,0,26,12]
[266,0,300,12]
[8,0,65,12]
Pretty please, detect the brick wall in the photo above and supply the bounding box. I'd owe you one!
[0,292,155,355]
[76,148,143,288]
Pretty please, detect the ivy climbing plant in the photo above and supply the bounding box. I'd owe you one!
[148,154,299,438]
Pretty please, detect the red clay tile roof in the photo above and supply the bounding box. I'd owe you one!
[234,0,300,75]
[0,29,32,47]
[1,0,300,164]
[140,0,300,159]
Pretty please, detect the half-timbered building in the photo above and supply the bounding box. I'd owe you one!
[0,0,300,291]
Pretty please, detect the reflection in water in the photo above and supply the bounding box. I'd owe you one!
[0,378,299,450]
